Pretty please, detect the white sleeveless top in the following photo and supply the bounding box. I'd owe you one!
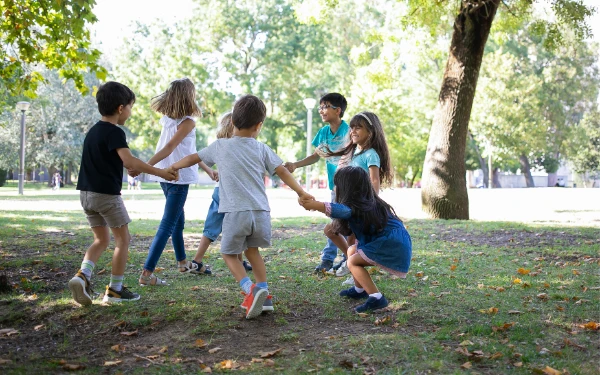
[148,115,199,185]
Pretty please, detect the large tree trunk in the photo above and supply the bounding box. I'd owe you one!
[519,155,535,187]
[47,166,56,187]
[492,167,501,188]
[421,0,500,219]
[410,167,420,188]
[468,131,488,187]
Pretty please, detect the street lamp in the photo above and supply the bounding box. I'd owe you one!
[303,98,317,191]
[16,101,30,195]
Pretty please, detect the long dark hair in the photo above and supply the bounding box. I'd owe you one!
[326,111,393,187]
[333,166,399,235]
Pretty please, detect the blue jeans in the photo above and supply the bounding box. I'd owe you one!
[321,190,340,262]
[203,187,223,241]
[144,183,189,272]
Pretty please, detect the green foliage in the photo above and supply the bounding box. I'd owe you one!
[567,108,600,175]
[0,0,107,99]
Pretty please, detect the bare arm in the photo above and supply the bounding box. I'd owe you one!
[274,165,313,201]
[198,161,217,181]
[147,119,195,166]
[171,154,202,171]
[369,166,380,194]
[116,148,177,180]
[299,199,326,213]
[284,152,320,172]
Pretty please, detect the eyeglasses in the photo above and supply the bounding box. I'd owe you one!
[318,104,339,111]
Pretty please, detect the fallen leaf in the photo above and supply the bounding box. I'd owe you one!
[103,360,122,366]
[415,271,424,278]
[140,311,149,317]
[0,328,19,336]
[167,300,176,306]
[62,363,85,371]
[572,269,580,275]
[208,347,222,354]
[542,366,562,375]
[195,339,208,348]
[479,307,498,315]
[97,269,106,275]
[455,347,472,357]
[146,355,159,360]
[251,358,264,363]
[517,268,530,275]
[459,340,474,346]
[264,359,275,366]
[113,320,126,328]
[472,350,485,357]
[34,324,45,331]
[514,362,523,367]
[489,352,503,360]
[582,321,599,330]
[461,361,472,369]
[120,330,138,336]
[537,293,548,300]
[259,348,282,358]
[191,286,200,291]
[374,316,391,326]
[0,359,12,365]
[219,359,233,369]
[563,338,586,351]
[450,264,457,271]
[202,367,212,373]
[508,310,522,315]
[496,287,505,292]
[154,267,165,273]
[111,344,125,352]
[357,313,369,318]
[158,346,168,353]
[492,322,515,332]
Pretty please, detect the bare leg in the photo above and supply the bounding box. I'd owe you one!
[222,253,248,282]
[244,248,265,283]
[83,226,111,264]
[347,245,378,295]
[237,253,243,262]
[324,223,349,257]
[109,225,131,276]
[193,235,212,263]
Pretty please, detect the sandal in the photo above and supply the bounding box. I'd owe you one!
[189,260,212,275]
[139,273,168,286]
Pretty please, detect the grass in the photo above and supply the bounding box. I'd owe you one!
[0,208,599,373]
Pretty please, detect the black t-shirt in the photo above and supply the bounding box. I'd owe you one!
[76,121,129,195]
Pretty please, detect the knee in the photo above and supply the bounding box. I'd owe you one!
[324,223,334,238]
[347,244,357,257]
[95,236,110,249]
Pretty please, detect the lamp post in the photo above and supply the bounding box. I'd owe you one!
[303,98,317,191]
[16,101,30,195]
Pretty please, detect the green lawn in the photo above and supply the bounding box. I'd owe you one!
[0,209,598,374]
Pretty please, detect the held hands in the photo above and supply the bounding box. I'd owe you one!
[127,168,140,178]
[298,193,316,211]
[209,170,219,182]
[161,167,179,181]
[283,162,296,173]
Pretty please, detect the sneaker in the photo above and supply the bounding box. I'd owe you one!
[354,295,389,313]
[240,294,274,312]
[314,260,333,274]
[339,287,368,299]
[342,275,355,286]
[331,257,346,271]
[102,285,141,303]
[68,270,94,306]
[242,260,253,271]
[189,260,212,275]
[241,284,268,319]
[335,261,350,277]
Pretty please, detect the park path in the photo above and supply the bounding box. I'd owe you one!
[1,187,599,227]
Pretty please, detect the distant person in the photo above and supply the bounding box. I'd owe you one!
[127,174,136,190]
[52,172,62,191]
[299,166,412,313]
[170,95,313,319]
[284,93,350,274]
[68,81,177,306]
[129,78,215,287]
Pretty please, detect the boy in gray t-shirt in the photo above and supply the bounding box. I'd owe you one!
[172,95,313,319]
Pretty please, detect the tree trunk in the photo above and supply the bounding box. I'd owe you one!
[65,163,73,185]
[519,155,535,187]
[47,166,56,187]
[492,167,501,188]
[421,0,500,219]
[547,172,557,187]
[410,167,420,188]
[468,131,488,187]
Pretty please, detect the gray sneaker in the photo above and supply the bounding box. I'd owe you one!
[68,270,94,306]
[102,285,140,303]
[314,260,333,274]
[335,261,350,277]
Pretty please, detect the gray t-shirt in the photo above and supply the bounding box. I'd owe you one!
[198,136,283,213]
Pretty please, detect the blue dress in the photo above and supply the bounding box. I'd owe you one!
[325,202,412,276]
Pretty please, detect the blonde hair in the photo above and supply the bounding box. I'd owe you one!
[150,78,202,119]
[216,112,234,139]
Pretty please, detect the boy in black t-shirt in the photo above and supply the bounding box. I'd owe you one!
[69,81,178,306]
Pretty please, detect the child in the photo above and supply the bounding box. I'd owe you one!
[299,166,411,313]
[324,111,393,281]
[189,113,253,277]
[68,81,177,306]
[136,78,215,286]
[171,95,313,319]
[284,93,350,273]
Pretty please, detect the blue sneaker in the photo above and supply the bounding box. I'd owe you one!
[354,295,389,313]
[339,287,368,299]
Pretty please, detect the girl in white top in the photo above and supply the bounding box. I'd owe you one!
[137,78,216,286]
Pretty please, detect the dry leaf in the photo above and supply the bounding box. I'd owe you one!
[251,358,264,363]
[572,269,580,275]
[517,268,530,275]
[167,300,176,306]
[259,348,282,358]
[264,359,275,366]
[219,359,233,369]
[514,362,523,367]
[140,311,149,317]
[0,359,13,365]
[62,363,85,371]
[459,340,474,346]
[0,328,19,336]
[97,269,106,275]
[582,321,599,330]
[479,307,499,315]
[415,271,424,278]
[103,360,122,366]
[496,287,505,292]
[357,313,369,318]
[191,285,200,291]
[34,324,45,331]
[158,346,168,353]
[489,352,503,360]
[374,316,391,326]
[154,267,165,273]
[450,264,457,271]
[537,293,548,300]
[461,362,472,369]
[120,330,138,336]
[195,339,208,348]
[492,322,515,332]
[202,367,212,373]
[508,310,522,315]
[209,347,222,354]
[113,320,126,328]
[111,344,125,352]
[146,355,159,360]
[542,366,562,375]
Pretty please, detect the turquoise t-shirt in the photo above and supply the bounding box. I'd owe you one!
[349,148,380,173]
[312,120,350,190]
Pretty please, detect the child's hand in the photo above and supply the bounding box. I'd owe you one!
[127,168,140,177]
[283,162,296,173]
[299,192,315,203]
[162,167,179,181]
[298,197,318,211]
[211,171,219,182]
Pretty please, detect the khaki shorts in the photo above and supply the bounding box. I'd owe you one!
[220,210,271,254]
[80,191,131,228]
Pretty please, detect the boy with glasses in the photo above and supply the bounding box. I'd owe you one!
[284,93,350,273]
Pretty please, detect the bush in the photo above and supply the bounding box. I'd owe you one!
[0,169,6,187]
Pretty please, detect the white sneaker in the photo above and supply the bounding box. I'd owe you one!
[335,261,350,277]
[342,275,355,285]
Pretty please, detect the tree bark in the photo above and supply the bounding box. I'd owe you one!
[47,166,56,187]
[421,0,500,219]
[519,154,535,187]
[410,167,420,188]
[492,167,501,188]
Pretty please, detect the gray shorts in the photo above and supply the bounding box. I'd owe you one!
[220,210,271,254]
[80,191,131,228]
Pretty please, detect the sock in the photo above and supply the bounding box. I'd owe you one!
[240,277,252,294]
[354,286,365,293]
[369,292,383,300]
[109,274,124,292]
[80,260,95,279]
[256,281,268,290]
